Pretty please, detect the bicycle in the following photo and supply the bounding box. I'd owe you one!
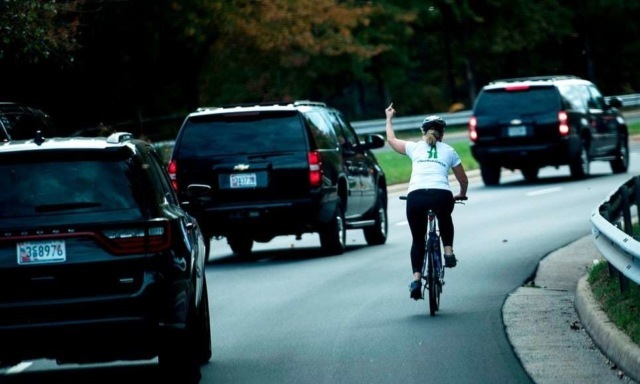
[400,195,467,316]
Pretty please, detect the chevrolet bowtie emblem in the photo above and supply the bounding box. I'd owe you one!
[233,164,250,171]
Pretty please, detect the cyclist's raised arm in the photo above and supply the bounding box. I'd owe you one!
[452,163,468,200]
[385,103,407,155]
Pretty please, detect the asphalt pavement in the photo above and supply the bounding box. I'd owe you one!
[388,166,640,384]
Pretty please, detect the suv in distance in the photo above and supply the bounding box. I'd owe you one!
[468,75,629,185]
[168,100,388,257]
[0,132,211,381]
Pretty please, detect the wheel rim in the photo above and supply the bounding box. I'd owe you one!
[378,207,387,238]
[580,147,589,174]
[337,214,345,249]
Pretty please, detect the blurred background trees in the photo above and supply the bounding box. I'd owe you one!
[1,0,638,140]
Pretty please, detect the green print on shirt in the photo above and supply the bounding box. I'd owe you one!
[428,145,437,159]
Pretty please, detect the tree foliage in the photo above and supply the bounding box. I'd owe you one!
[0,0,84,65]
[1,0,639,139]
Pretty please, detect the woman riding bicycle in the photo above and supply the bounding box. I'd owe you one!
[385,103,469,300]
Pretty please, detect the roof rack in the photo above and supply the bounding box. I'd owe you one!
[195,100,327,112]
[489,75,579,84]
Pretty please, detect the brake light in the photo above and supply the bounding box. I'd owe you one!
[308,151,322,187]
[167,160,178,191]
[102,220,171,255]
[468,116,478,142]
[558,111,569,136]
[505,85,530,91]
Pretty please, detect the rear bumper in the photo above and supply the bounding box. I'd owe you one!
[0,272,191,362]
[188,196,339,238]
[471,138,581,169]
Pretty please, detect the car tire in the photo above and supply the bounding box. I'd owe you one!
[227,235,253,257]
[158,297,204,383]
[319,200,346,255]
[570,140,590,179]
[610,135,629,174]
[363,189,388,246]
[480,164,501,186]
[196,277,212,364]
[521,166,539,182]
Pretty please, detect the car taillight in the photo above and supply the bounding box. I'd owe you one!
[505,85,530,91]
[558,111,569,136]
[468,116,478,142]
[102,220,171,255]
[167,160,178,191]
[308,151,322,188]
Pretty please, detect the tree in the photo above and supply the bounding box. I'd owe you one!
[0,0,84,65]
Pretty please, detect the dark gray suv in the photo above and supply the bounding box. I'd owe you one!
[469,75,628,185]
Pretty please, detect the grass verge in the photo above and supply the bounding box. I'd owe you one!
[587,261,640,345]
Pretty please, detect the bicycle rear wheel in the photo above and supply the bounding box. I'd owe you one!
[427,251,440,316]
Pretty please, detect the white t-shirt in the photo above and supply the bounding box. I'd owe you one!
[405,140,461,193]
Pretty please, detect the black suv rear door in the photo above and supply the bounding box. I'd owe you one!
[585,84,617,155]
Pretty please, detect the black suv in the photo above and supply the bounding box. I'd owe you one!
[168,100,388,256]
[0,102,58,141]
[0,132,211,381]
[468,75,629,185]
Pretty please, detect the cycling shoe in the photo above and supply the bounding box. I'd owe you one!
[409,280,422,300]
[444,254,457,268]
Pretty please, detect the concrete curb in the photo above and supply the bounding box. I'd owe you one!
[575,276,640,383]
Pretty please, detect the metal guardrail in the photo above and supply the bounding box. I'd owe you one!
[353,93,640,135]
[591,176,640,290]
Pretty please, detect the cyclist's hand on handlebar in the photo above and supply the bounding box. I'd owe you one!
[454,194,468,202]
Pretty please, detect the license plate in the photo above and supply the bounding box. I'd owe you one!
[17,240,66,265]
[230,173,257,188]
[508,126,527,137]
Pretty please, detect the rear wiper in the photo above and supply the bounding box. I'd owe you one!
[35,202,103,212]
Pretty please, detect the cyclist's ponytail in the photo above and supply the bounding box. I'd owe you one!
[424,129,439,147]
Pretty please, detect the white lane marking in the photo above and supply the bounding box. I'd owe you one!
[526,187,562,197]
[6,362,33,374]
[396,221,409,226]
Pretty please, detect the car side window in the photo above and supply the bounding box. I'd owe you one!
[558,84,587,113]
[305,111,339,150]
[331,111,359,149]
[587,85,605,110]
[141,146,179,205]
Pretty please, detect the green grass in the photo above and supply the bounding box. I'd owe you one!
[588,261,640,345]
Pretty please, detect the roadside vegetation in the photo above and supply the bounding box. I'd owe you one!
[588,261,640,345]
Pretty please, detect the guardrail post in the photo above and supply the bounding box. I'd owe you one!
[621,185,633,236]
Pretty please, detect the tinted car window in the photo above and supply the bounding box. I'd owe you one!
[177,111,307,157]
[556,84,588,112]
[474,87,560,116]
[304,111,339,149]
[0,151,144,222]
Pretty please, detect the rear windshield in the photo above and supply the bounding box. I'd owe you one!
[177,111,307,157]
[474,86,561,116]
[0,151,144,222]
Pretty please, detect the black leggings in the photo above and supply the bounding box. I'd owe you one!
[406,189,455,275]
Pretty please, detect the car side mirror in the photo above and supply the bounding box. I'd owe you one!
[608,96,623,109]
[187,184,212,206]
[363,134,385,150]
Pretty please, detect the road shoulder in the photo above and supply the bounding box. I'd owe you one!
[503,235,638,384]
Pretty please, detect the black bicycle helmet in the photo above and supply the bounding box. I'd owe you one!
[421,115,447,135]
